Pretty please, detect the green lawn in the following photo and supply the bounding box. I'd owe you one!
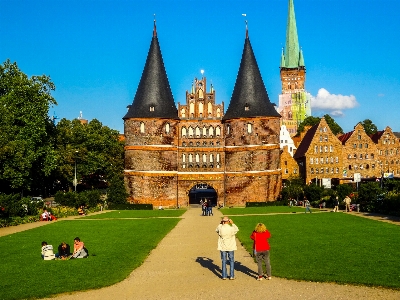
[220,205,319,215]
[233,212,400,289]
[0,215,181,300]
[84,209,186,219]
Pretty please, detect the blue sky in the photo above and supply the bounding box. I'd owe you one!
[1,0,399,134]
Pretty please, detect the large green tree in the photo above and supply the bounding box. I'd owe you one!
[53,118,124,192]
[0,60,57,193]
[360,119,378,135]
[296,114,343,136]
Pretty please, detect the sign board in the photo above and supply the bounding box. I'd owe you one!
[384,173,394,179]
[322,178,331,189]
[353,173,361,183]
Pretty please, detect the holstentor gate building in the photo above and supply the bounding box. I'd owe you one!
[123,22,282,207]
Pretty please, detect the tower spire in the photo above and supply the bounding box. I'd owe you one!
[153,14,157,37]
[124,20,177,119]
[283,0,301,68]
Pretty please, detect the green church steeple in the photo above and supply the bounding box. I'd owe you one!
[282,0,303,69]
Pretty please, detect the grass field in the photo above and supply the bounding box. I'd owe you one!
[0,213,182,300]
[232,212,400,289]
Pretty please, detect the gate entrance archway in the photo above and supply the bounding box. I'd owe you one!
[188,183,217,205]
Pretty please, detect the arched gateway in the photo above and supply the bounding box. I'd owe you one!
[188,183,217,205]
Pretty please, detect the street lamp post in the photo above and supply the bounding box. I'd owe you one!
[74,150,78,192]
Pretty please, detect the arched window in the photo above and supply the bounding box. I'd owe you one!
[199,102,203,115]
[165,123,170,134]
[203,154,207,163]
[210,154,214,162]
[209,126,214,137]
[182,154,186,163]
[182,127,187,137]
[189,154,193,163]
[208,102,212,116]
[203,126,207,137]
[227,125,231,135]
[195,127,200,137]
[189,103,194,115]
[311,168,314,174]
[217,108,221,118]
[181,108,186,118]
[310,158,314,164]
[188,127,194,137]
[216,153,220,162]
[216,126,221,137]
[198,89,203,99]
[195,154,200,163]
[140,122,145,133]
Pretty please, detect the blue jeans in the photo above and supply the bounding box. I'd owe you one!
[220,251,234,278]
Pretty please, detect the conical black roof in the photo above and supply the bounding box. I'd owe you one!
[223,35,280,120]
[123,24,177,119]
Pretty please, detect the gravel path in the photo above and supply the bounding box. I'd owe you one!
[25,209,397,300]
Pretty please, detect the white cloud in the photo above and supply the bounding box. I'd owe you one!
[311,88,358,117]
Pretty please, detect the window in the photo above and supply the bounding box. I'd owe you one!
[181,108,186,118]
[195,127,200,137]
[365,154,368,159]
[203,154,207,163]
[310,158,314,164]
[349,165,352,170]
[285,169,289,174]
[182,127,187,137]
[311,168,314,174]
[195,154,200,163]
[359,144,362,149]
[324,146,328,152]
[247,123,252,134]
[321,168,324,174]
[188,127,194,137]
[216,126,221,137]
[330,145,333,152]
[320,146,323,152]
[182,154,186,162]
[210,154,214,163]
[209,126,214,137]
[324,136,328,142]
[319,135,322,142]
[316,158,319,164]
[165,123,170,134]
[203,126,207,137]
[140,122,145,133]
[371,154,374,159]
[354,144,357,149]
[314,146,318,153]
[335,157,339,163]
[189,154,193,163]
[336,168,339,173]
[365,143,368,148]
[226,125,230,135]
[360,154,363,159]
[294,168,297,174]
[348,154,352,159]
[149,106,155,112]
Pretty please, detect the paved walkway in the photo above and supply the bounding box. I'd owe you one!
[31,208,399,300]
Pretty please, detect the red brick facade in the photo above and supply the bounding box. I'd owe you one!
[124,77,282,207]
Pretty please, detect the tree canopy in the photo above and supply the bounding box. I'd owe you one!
[0,59,57,193]
[296,114,343,136]
[360,119,378,135]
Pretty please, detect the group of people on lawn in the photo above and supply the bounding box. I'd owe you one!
[41,237,88,260]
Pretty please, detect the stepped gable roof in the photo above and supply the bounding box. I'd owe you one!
[338,131,354,145]
[223,28,280,120]
[370,130,384,143]
[123,21,177,119]
[293,123,318,159]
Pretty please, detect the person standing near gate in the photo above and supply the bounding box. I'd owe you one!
[216,216,239,280]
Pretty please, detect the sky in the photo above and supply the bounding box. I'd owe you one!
[1,0,400,134]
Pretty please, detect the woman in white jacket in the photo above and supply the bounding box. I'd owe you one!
[216,216,239,280]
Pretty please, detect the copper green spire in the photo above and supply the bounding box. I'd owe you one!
[283,0,302,68]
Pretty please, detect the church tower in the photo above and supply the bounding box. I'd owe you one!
[223,24,282,205]
[278,0,311,136]
[123,20,179,206]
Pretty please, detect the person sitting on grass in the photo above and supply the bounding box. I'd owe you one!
[56,242,71,260]
[41,241,56,260]
[71,237,88,259]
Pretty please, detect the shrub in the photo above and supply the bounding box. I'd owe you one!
[246,201,285,207]
[107,175,128,204]
[54,191,102,208]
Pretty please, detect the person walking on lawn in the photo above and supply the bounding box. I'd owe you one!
[250,223,272,281]
[333,196,340,212]
[216,216,239,280]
